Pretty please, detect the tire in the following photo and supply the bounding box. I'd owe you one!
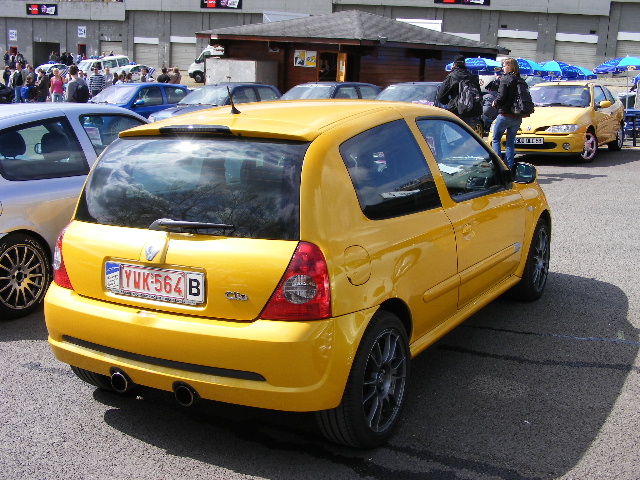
[579,130,598,162]
[193,71,204,84]
[0,233,51,319]
[71,366,114,391]
[316,310,410,448]
[608,123,624,151]
[510,218,550,301]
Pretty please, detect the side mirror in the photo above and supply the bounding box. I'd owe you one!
[133,99,145,107]
[599,100,612,109]
[512,162,537,184]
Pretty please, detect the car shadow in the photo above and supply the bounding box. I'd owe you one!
[0,307,48,342]
[89,271,636,479]
[518,147,639,168]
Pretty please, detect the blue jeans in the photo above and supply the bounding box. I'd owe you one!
[52,93,64,102]
[491,114,522,169]
[13,86,23,103]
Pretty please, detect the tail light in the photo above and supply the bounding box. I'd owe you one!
[260,242,330,320]
[52,226,73,290]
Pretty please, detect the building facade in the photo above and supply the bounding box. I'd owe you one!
[2,0,640,71]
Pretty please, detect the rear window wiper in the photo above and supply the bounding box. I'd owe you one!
[149,218,235,231]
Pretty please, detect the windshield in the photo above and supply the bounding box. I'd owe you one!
[179,86,230,106]
[530,85,591,107]
[77,60,94,71]
[90,85,138,105]
[377,85,439,105]
[282,84,334,100]
[76,136,308,240]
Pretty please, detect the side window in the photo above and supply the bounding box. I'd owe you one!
[358,85,380,99]
[233,87,257,103]
[334,86,358,99]
[0,118,88,181]
[256,86,280,101]
[602,86,616,104]
[593,86,607,107]
[136,86,164,106]
[165,86,188,104]
[416,118,504,200]
[81,114,146,155]
[340,120,441,220]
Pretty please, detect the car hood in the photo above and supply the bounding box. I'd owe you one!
[520,106,591,130]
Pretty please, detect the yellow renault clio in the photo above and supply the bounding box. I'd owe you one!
[45,100,551,448]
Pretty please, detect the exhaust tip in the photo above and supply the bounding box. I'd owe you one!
[173,381,200,407]
[110,367,133,393]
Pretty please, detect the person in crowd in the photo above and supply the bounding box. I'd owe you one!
[438,54,481,128]
[125,72,134,83]
[491,57,522,169]
[21,76,35,103]
[481,79,500,133]
[10,64,25,103]
[3,66,11,86]
[66,65,87,102]
[104,67,114,87]
[34,68,50,102]
[140,67,154,82]
[49,68,65,102]
[3,51,9,68]
[156,67,170,83]
[168,67,181,84]
[88,66,106,97]
[114,72,126,84]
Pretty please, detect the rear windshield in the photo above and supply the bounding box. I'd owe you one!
[76,135,307,240]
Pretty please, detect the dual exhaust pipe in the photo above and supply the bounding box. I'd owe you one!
[109,367,200,407]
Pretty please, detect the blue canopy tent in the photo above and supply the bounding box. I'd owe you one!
[515,58,547,76]
[446,57,502,73]
[541,61,580,80]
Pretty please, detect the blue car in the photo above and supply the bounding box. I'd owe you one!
[89,83,189,118]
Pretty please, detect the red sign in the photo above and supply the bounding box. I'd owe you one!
[26,4,58,15]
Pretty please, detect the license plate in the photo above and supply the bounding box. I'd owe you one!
[105,261,205,305]
[516,137,543,145]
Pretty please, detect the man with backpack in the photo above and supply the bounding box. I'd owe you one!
[66,65,90,103]
[10,65,24,103]
[491,57,532,169]
[438,55,482,129]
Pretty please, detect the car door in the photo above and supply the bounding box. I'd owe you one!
[592,85,618,144]
[131,86,165,118]
[416,118,526,308]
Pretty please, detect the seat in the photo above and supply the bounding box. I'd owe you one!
[0,131,26,158]
[40,132,71,162]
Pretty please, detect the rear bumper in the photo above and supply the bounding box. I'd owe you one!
[45,283,375,411]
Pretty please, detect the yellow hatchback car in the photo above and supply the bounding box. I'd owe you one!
[45,100,551,448]
[491,81,625,162]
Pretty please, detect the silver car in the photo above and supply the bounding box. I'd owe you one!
[0,103,147,319]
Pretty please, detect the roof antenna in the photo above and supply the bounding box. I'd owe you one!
[227,86,241,115]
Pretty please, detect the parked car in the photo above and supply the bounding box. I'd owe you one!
[376,82,443,106]
[0,84,14,104]
[492,81,625,162]
[89,83,189,118]
[45,100,551,448]
[77,55,132,76]
[116,64,155,82]
[35,63,68,76]
[0,103,147,319]
[148,83,281,122]
[281,81,380,100]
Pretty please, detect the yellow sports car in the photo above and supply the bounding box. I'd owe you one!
[491,81,625,162]
[45,100,551,448]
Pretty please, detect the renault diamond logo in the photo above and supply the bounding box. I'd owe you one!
[145,243,161,261]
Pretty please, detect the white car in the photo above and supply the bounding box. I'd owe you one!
[0,103,147,319]
[114,64,155,82]
[77,55,132,75]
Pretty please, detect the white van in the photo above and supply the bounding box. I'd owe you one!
[188,45,224,83]
[77,55,132,75]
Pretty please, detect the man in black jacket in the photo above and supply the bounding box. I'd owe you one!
[438,55,481,128]
[491,57,521,168]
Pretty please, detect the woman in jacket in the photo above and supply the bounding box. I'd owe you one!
[491,58,521,168]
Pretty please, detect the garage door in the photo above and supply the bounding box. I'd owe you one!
[615,41,640,59]
[497,38,537,60]
[101,41,123,56]
[554,42,597,69]
[170,43,196,71]
[134,44,159,70]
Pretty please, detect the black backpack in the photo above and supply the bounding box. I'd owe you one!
[71,81,90,103]
[512,77,535,117]
[456,78,482,117]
